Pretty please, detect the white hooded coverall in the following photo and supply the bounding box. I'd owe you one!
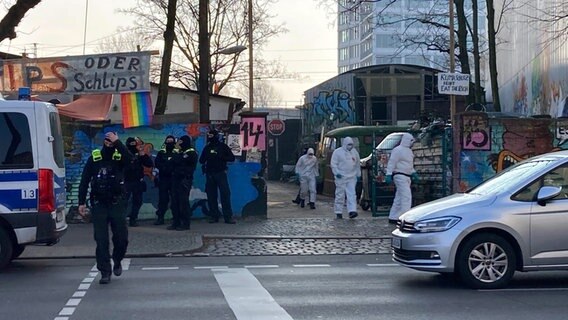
[386,133,416,220]
[330,137,361,214]
[295,148,319,203]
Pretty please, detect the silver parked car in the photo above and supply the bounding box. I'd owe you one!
[392,150,568,289]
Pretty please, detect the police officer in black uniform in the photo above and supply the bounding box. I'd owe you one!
[78,132,132,284]
[169,135,198,230]
[154,135,177,225]
[199,129,236,224]
[124,137,153,227]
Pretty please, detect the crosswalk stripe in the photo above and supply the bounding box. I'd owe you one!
[214,268,294,320]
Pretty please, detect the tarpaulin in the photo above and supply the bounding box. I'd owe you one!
[56,94,112,121]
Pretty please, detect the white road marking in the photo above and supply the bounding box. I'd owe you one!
[293,264,330,268]
[142,267,180,271]
[122,258,131,270]
[78,284,91,290]
[480,287,568,292]
[66,299,81,307]
[245,265,279,269]
[214,268,294,320]
[366,263,399,267]
[194,266,229,269]
[54,261,128,320]
[58,307,75,316]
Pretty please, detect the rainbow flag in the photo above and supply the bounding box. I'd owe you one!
[121,91,153,128]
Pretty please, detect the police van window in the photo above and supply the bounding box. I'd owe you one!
[0,112,33,169]
[49,112,65,168]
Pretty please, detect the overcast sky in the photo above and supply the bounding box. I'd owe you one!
[0,0,337,107]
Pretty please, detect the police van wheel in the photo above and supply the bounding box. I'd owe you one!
[0,227,14,270]
[11,244,25,260]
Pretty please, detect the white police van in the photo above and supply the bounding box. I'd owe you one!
[0,99,67,269]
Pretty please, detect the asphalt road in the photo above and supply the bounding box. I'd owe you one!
[3,255,568,320]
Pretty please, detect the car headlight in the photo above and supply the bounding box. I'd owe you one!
[413,216,461,233]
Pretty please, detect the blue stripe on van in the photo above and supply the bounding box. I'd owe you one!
[0,171,37,182]
[0,171,38,211]
[0,190,37,210]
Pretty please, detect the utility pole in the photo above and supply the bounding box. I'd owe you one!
[248,0,254,111]
[449,0,456,123]
[198,0,210,123]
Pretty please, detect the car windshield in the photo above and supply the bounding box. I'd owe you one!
[468,159,556,195]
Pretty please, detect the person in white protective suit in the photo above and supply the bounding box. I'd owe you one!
[294,148,319,209]
[385,132,418,223]
[330,137,361,219]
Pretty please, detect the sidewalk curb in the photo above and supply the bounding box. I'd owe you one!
[203,234,392,240]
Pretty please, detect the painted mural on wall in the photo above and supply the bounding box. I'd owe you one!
[303,89,355,133]
[504,46,568,118]
[457,116,566,192]
[64,122,262,219]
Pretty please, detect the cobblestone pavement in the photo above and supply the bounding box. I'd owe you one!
[189,217,396,256]
[193,237,392,256]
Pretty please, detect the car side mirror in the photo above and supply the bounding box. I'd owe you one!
[536,186,562,206]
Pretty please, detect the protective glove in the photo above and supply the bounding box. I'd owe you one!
[411,172,419,183]
[335,174,343,179]
[385,175,392,185]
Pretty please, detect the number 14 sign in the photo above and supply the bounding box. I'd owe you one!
[240,117,266,151]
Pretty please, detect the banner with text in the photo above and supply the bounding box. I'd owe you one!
[437,73,470,95]
[0,51,152,94]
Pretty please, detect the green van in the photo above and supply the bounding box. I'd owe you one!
[317,125,409,197]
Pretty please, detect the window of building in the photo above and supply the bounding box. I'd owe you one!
[376,34,398,48]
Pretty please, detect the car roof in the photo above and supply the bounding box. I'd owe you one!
[530,150,568,161]
[325,125,410,137]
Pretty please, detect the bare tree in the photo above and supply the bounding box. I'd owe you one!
[94,28,155,54]
[0,0,41,43]
[122,0,287,96]
[156,0,178,115]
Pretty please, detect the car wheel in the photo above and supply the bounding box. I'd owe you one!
[360,200,370,211]
[0,227,14,270]
[456,233,516,289]
[11,244,25,260]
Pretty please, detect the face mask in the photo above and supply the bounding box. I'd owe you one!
[102,145,115,159]
[128,145,138,154]
[346,144,353,151]
[165,142,175,151]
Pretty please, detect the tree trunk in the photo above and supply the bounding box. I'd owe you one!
[472,0,482,104]
[486,0,501,112]
[455,0,473,105]
[0,0,42,42]
[155,0,178,115]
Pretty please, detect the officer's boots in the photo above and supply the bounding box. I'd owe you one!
[309,202,315,210]
[154,216,164,225]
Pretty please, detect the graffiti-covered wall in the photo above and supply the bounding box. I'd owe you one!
[454,112,568,192]
[63,121,266,220]
[303,73,356,134]
[496,0,568,117]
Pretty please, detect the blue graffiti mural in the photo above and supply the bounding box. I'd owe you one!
[65,123,262,219]
[304,89,355,131]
